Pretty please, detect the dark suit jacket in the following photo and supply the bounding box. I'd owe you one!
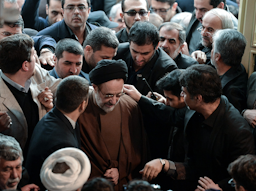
[25,107,80,190]
[221,64,247,112]
[37,20,97,43]
[49,67,91,83]
[174,53,198,69]
[138,95,255,191]
[116,28,129,43]
[114,42,178,96]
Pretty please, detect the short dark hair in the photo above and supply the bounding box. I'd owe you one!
[129,21,159,49]
[0,134,23,162]
[127,180,154,191]
[0,34,33,74]
[157,69,183,98]
[82,177,114,191]
[84,27,119,52]
[228,154,256,191]
[159,22,185,45]
[154,0,175,6]
[209,0,225,7]
[61,0,91,8]
[55,38,84,59]
[55,75,89,113]
[47,0,62,6]
[179,65,222,103]
[121,0,149,12]
[213,29,246,67]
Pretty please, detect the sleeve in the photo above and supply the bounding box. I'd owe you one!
[32,35,56,53]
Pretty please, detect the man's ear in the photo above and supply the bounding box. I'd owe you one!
[92,83,97,91]
[155,42,160,50]
[120,12,124,22]
[85,45,93,53]
[21,61,29,72]
[87,6,91,14]
[179,43,185,53]
[79,100,88,112]
[53,55,58,66]
[172,2,178,12]
[215,52,221,62]
[196,94,203,102]
[46,4,49,15]
[217,2,225,9]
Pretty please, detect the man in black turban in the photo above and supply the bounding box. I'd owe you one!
[78,59,148,191]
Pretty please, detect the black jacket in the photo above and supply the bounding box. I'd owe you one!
[174,53,198,69]
[25,107,80,190]
[116,28,129,43]
[114,42,178,95]
[221,64,247,112]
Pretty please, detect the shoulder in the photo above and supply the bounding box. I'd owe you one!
[156,48,178,69]
[37,20,64,35]
[119,94,139,110]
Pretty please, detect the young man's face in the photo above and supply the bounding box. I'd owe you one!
[129,41,156,71]
[164,90,185,109]
[0,157,22,190]
[0,25,22,40]
[151,0,174,22]
[55,51,83,78]
[121,0,149,31]
[46,0,63,25]
[194,0,214,22]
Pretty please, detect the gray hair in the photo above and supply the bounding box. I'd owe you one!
[84,27,119,52]
[213,29,246,67]
[204,8,234,29]
[0,133,23,162]
[109,3,121,20]
[159,22,185,45]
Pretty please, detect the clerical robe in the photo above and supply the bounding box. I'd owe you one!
[78,90,148,191]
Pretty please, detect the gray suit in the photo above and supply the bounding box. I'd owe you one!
[0,65,61,149]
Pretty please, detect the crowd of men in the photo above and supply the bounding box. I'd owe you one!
[0,0,256,191]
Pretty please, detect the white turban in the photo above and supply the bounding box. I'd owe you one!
[40,147,91,191]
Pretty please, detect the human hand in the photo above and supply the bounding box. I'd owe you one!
[181,42,190,56]
[139,159,163,181]
[21,183,40,191]
[0,112,12,132]
[104,168,119,185]
[38,87,53,112]
[243,109,256,128]
[191,51,207,64]
[196,176,222,191]
[146,92,166,103]
[39,48,55,67]
[123,84,142,102]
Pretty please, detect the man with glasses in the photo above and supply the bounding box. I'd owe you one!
[78,59,148,191]
[150,0,180,22]
[116,0,150,43]
[37,0,97,45]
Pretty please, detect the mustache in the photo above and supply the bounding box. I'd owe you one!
[8,177,20,184]
[72,15,81,19]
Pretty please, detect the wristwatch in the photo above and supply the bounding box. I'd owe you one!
[159,158,166,170]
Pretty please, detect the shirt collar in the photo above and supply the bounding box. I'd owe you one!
[64,114,76,129]
[1,72,31,93]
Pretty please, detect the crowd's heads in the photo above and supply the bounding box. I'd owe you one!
[150,0,177,22]
[201,8,233,48]
[40,147,91,191]
[84,27,119,70]
[61,0,91,31]
[157,69,185,108]
[54,38,84,78]
[82,177,114,191]
[55,75,89,113]
[0,34,34,74]
[0,16,23,40]
[149,12,163,28]
[46,0,63,25]
[89,59,128,113]
[228,154,256,191]
[120,0,150,31]
[180,65,222,106]
[212,29,246,67]
[127,180,154,191]
[194,0,224,23]
[0,134,23,190]
[158,22,185,59]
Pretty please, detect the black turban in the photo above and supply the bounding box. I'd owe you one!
[89,59,128,85]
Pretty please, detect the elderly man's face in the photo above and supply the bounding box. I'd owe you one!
[0,157,22,190]
[0,25,22,40]
[93,79,124,113]
[63,0,90,31]
[201,13,222,48]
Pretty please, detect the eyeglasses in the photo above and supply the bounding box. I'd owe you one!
[228,178,236,187]
[150,7,171,14]
[124,10,149,17]
[99,89,125,99]
[64,5,88,12]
